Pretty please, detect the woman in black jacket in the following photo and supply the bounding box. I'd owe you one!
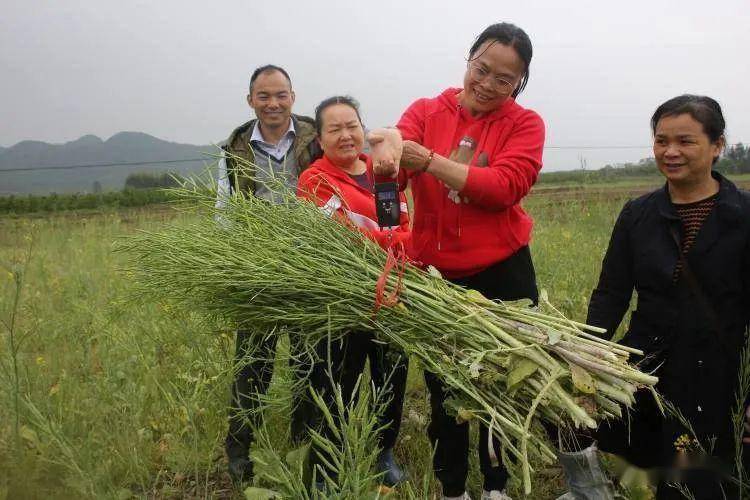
[560,95,750,500]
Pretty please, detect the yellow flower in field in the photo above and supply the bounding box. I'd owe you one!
[35,356,46,367]
[179,406,189,424]
[378,485,394,495]
[49,382,60,396]
[673,433,699,452]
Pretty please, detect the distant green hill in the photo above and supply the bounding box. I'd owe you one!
[3,134,748,195]
[0,132,218,195]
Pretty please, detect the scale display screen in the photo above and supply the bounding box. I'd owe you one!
[374,182,401,228]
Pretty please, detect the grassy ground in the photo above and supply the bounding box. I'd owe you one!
[0,191,646,499]
[534,172,750,191]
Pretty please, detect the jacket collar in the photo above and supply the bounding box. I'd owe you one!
[313,154,373,192]
[657,170,743,256]
[713,171,743,222]
[249,117,296,146]
[230,115,304,153]
[656,170,742,221]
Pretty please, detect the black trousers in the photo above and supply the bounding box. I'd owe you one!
[339,331,408,450]
[592,389,749,500]
[309,330,409,473]
[426,246,539,496]
[225,329,314,460]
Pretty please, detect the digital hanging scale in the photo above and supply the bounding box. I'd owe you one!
[374,182,400,229]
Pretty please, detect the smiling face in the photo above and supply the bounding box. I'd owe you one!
[318,103,364,168]
[461,41,525,116]
[653,113,724,188]
[247,70,295,131]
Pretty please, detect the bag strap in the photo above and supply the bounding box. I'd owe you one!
[668,224,722,333]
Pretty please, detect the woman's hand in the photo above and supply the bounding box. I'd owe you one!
[401,140,432,171]
[367,128,402,178]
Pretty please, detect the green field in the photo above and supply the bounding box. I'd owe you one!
[1,188,655,499]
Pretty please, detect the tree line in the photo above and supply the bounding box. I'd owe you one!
[3,148,749,214]
[124,172,185,189]
[539,143,750,184]
[0,173,186,214]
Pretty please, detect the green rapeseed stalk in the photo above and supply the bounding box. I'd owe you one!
[118,158,659,494]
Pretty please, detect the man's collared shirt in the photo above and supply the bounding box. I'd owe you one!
[249,119,296,160]
[215,118,299,211]
[250,119,299,204]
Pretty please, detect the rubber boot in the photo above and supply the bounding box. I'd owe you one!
[227,456,253,484]
[556,444,614,500]
[376,448,406,486]
[442,492,472,500]
[481,489,513,499]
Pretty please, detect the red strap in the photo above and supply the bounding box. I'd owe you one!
[374,237,406,313]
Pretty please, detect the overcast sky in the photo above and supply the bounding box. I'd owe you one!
[2,0,748,171]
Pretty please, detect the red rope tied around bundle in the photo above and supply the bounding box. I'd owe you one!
[374,238,407,313]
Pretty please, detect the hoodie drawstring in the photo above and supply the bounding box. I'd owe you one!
[436,105,465,251]
[457,123,491,240]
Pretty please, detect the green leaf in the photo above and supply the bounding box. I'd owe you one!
[465,288,490,304]
[243,487,282,500]
[285,442,311,487]
[506,357,538,389]
[443,397,470,416]
[479,370,503,384]
[468,361,482,379]
[503,297,534,308]
[456,408,476,424]
[249,448,285,484]
[547,328,562,345]
[569,363,596,394]
[285,442,310,469]
[427,265,442,278]
[19,425,39,449]
[116,488,133,500]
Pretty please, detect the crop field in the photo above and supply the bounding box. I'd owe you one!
[0,186,674,499]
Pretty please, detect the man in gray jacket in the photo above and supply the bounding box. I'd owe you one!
[217,64,320,483]
[218,67,407,488]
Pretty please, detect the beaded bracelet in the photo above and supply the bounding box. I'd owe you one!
[421,150,435,173]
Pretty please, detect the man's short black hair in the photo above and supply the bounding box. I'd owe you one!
[249,65,292,93]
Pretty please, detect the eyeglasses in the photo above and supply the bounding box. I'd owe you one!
[467,63,515,95]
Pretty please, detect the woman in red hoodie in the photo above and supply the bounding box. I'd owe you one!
[297,96,410,488]
[374,22,544,500]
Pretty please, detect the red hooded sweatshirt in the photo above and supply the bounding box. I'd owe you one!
[396,88,545,279]
[297,154,410,250]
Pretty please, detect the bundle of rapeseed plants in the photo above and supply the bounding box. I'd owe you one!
[119,160,658,494]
